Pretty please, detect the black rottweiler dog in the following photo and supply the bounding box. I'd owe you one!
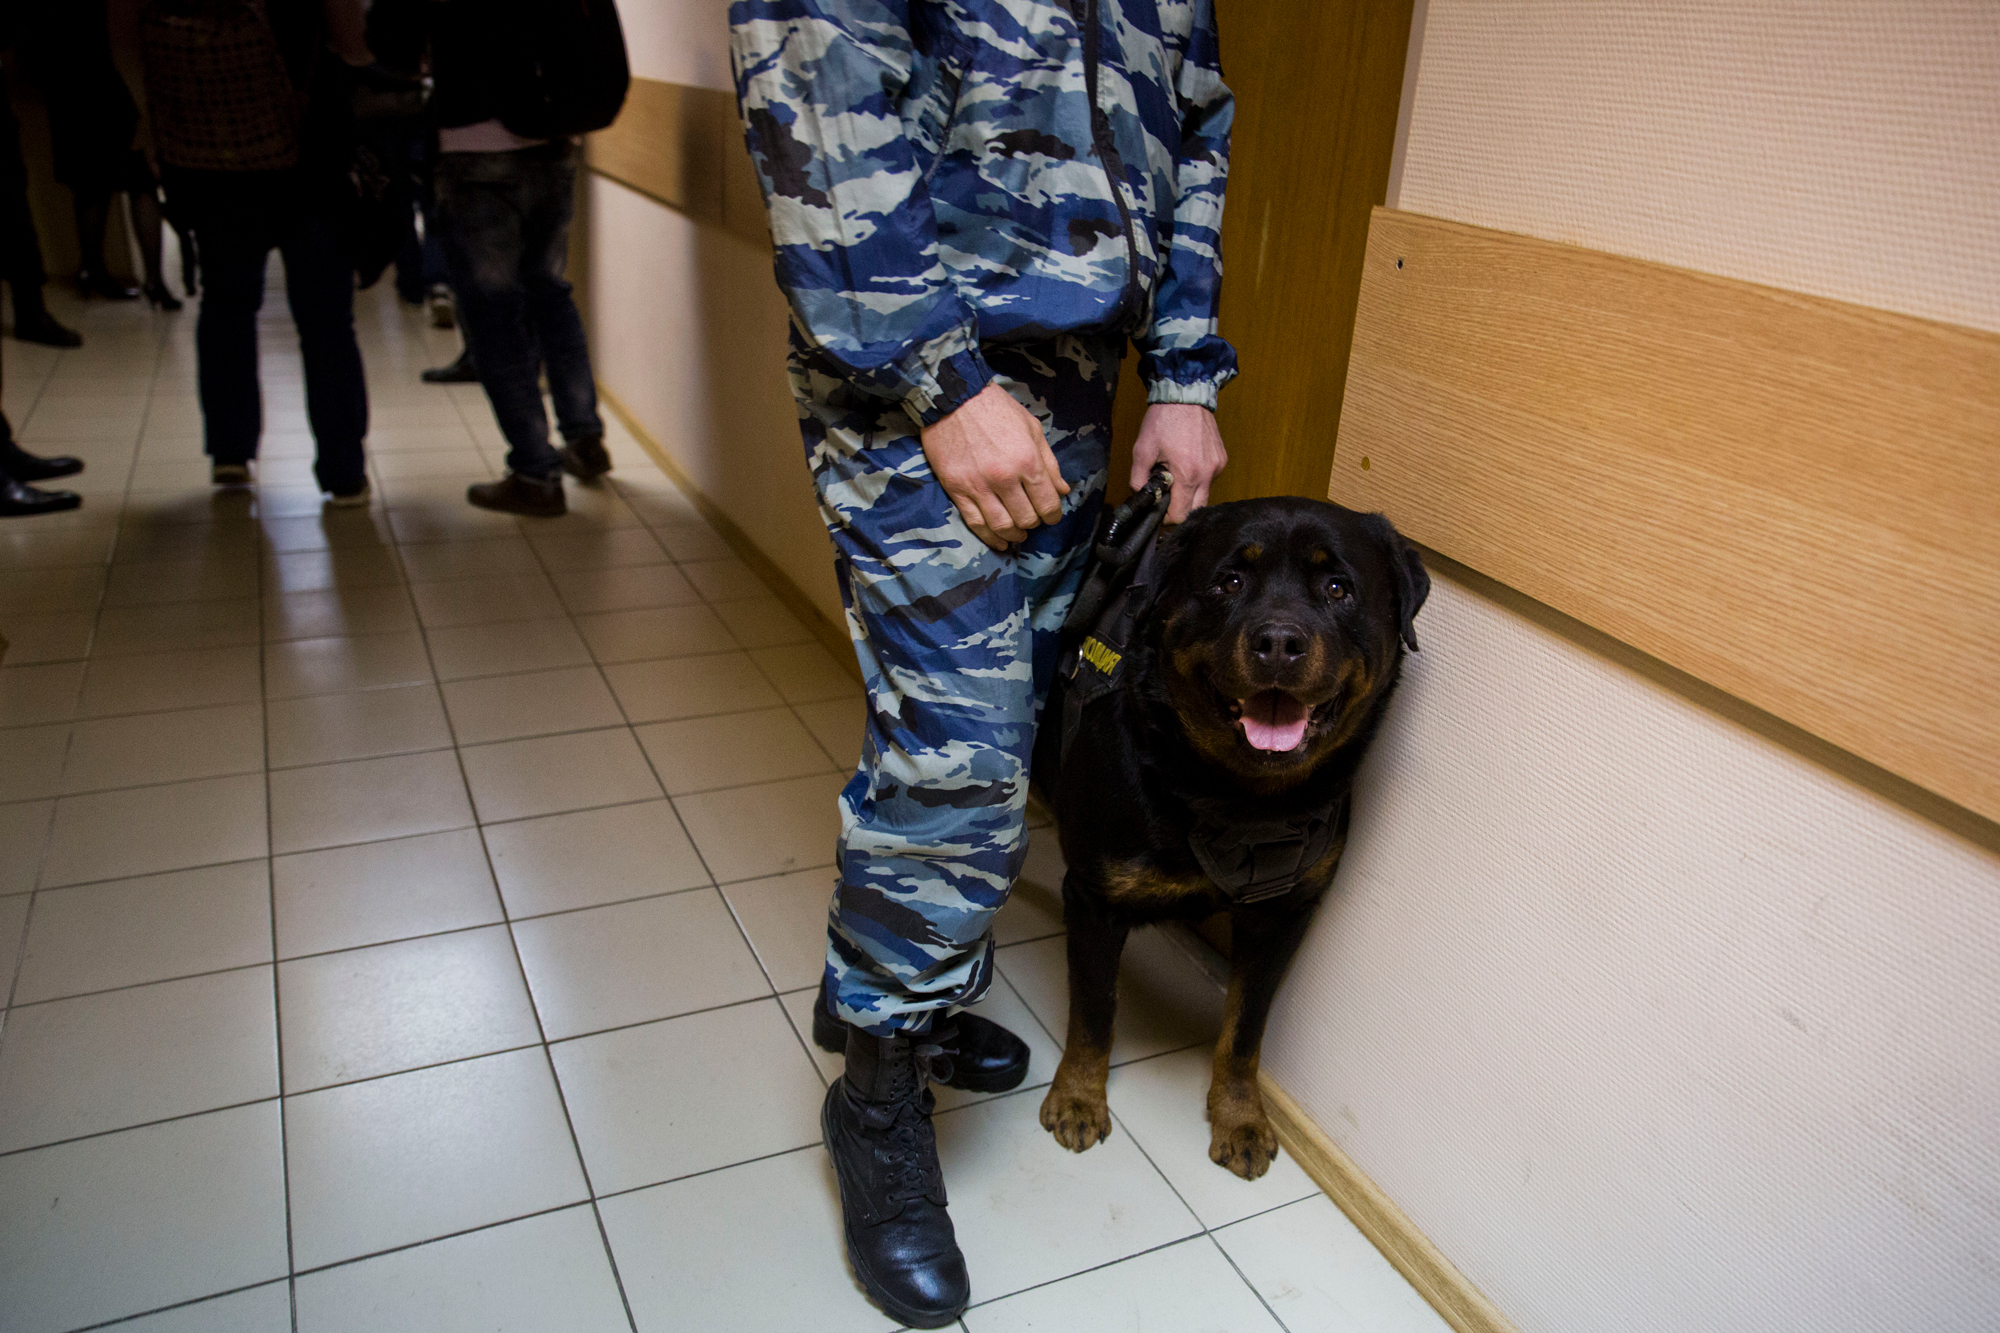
[1031,495,1428,1179]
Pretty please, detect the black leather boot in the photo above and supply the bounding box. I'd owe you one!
[467,472,566,517]
[814,986,1029,1094]
[557,432,612,481]
[1,473,82,517]
[1,438,83,482]
[823,1027,970,1328]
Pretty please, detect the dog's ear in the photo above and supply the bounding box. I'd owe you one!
[1366,514,1430,652]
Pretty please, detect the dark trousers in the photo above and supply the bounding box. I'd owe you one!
[186,175,369,495]
[0,72,49,314]
[434,141,599,479]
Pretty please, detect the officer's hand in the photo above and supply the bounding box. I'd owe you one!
[922,384,1071,552]
[1131,404,1227,524]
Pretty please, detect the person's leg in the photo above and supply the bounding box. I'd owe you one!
[434,151,559,479]
[801,333,1113,1326]
[126,184,177,309]
[72,190,136,298]
[192,212,271,469]
[514,144,604,471]
[0,82,77,346]
[806,335,1115,1035]
[278,208,369,496]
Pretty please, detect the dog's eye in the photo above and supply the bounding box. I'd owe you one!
[1324,576,1349,601]
[1211,571,1243,596]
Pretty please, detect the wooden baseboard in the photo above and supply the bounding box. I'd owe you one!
[595,383,861,682]
[1261,1073,1519,1333]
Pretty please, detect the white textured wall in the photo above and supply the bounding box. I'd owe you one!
[1267,5,2000,1333]
[589,2,843,626]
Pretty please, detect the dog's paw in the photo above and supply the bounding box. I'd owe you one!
[1208,1116,1280,1180]
[1040,1086,1113,1153]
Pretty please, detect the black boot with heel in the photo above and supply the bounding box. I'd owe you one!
[823,1026,971,1328]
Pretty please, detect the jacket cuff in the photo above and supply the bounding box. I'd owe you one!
[901,346,997,430]
[1145,376,1227,411]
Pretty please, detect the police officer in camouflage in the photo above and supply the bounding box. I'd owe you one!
[731,1,1235,1322]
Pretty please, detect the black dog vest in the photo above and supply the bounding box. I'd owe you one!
[1054,469,1346,906]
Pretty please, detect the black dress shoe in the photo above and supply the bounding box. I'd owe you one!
[1,445,84,482]
[11,310,82,348]
[1,473,82,517]
[814,986,1029,1094]
[78,270,141,300]
[421,349,478,384]
[557,432,612,481]
[824,1027,971,1328]
[467,472,566,517]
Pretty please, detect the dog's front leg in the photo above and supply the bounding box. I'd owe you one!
[1040,875,1128,1152]
[1208,905,1315,1179]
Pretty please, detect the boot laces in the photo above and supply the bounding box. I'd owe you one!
[881,1028,957,1206]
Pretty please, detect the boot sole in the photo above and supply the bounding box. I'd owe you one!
[821,1089,969,1330]
[812,1008,1027,1095]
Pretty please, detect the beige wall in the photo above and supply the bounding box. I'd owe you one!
[586,1,842,627]
[1265,4,2000,1333]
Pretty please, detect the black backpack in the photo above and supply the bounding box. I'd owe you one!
[499,0,631,139]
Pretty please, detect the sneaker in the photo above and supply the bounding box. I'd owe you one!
[427,284,456,329]
[467,472,565,517]
[557,433,613,481]
[326,483,372,509]
[212,462,253,487]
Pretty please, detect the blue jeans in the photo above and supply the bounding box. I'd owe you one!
[182,172,369,495]
[795,333,1116,1034]
[434,142,600,479]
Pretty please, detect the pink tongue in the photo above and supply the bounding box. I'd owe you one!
[1239,690,1310,752]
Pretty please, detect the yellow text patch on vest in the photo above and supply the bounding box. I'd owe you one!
[1080,637,1122,676]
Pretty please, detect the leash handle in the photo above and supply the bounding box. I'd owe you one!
[1095,463,1173,564]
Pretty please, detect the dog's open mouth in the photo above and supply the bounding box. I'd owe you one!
[1229,689,1312,753]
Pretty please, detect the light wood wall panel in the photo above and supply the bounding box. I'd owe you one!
[1329,207,2000,821]
[585,78,770,250]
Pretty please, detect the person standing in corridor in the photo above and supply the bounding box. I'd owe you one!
[731,2,1237,1324]
[376,0,630,519]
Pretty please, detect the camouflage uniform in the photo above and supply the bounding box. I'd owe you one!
[731,0,1237,1033]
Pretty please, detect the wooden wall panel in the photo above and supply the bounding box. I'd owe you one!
[1195,0,1415,504]
[1330,208,2000,821]
[585,78,768,250]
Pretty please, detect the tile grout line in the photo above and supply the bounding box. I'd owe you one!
[408,511,645,1333]
[247,438,304,1333]
[2,314,161,1036]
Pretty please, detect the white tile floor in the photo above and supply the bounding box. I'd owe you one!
[0,276,1454,1333]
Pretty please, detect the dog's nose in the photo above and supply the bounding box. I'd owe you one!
[1251,622,1309,668]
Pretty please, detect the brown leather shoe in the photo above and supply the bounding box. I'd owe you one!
[467,472,566,517]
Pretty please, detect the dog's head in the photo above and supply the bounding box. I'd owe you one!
[1142,498,1428,787]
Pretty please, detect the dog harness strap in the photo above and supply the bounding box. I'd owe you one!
[1057,521,1172,768]
[1188,794,1351,903]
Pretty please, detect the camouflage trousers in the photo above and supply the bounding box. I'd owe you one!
[791,332,1120,1035]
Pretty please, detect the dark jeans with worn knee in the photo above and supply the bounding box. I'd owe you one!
[434,141,599,480]
[181,171,368,494]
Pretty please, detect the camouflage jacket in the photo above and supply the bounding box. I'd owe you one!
[729,0,1237,426]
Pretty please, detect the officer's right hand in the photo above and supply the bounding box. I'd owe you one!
[921,384,1071,552]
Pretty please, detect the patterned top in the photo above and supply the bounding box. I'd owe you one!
[730,0,1238,427]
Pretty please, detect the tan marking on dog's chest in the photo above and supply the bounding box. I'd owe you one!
[1104,860,1215,908]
